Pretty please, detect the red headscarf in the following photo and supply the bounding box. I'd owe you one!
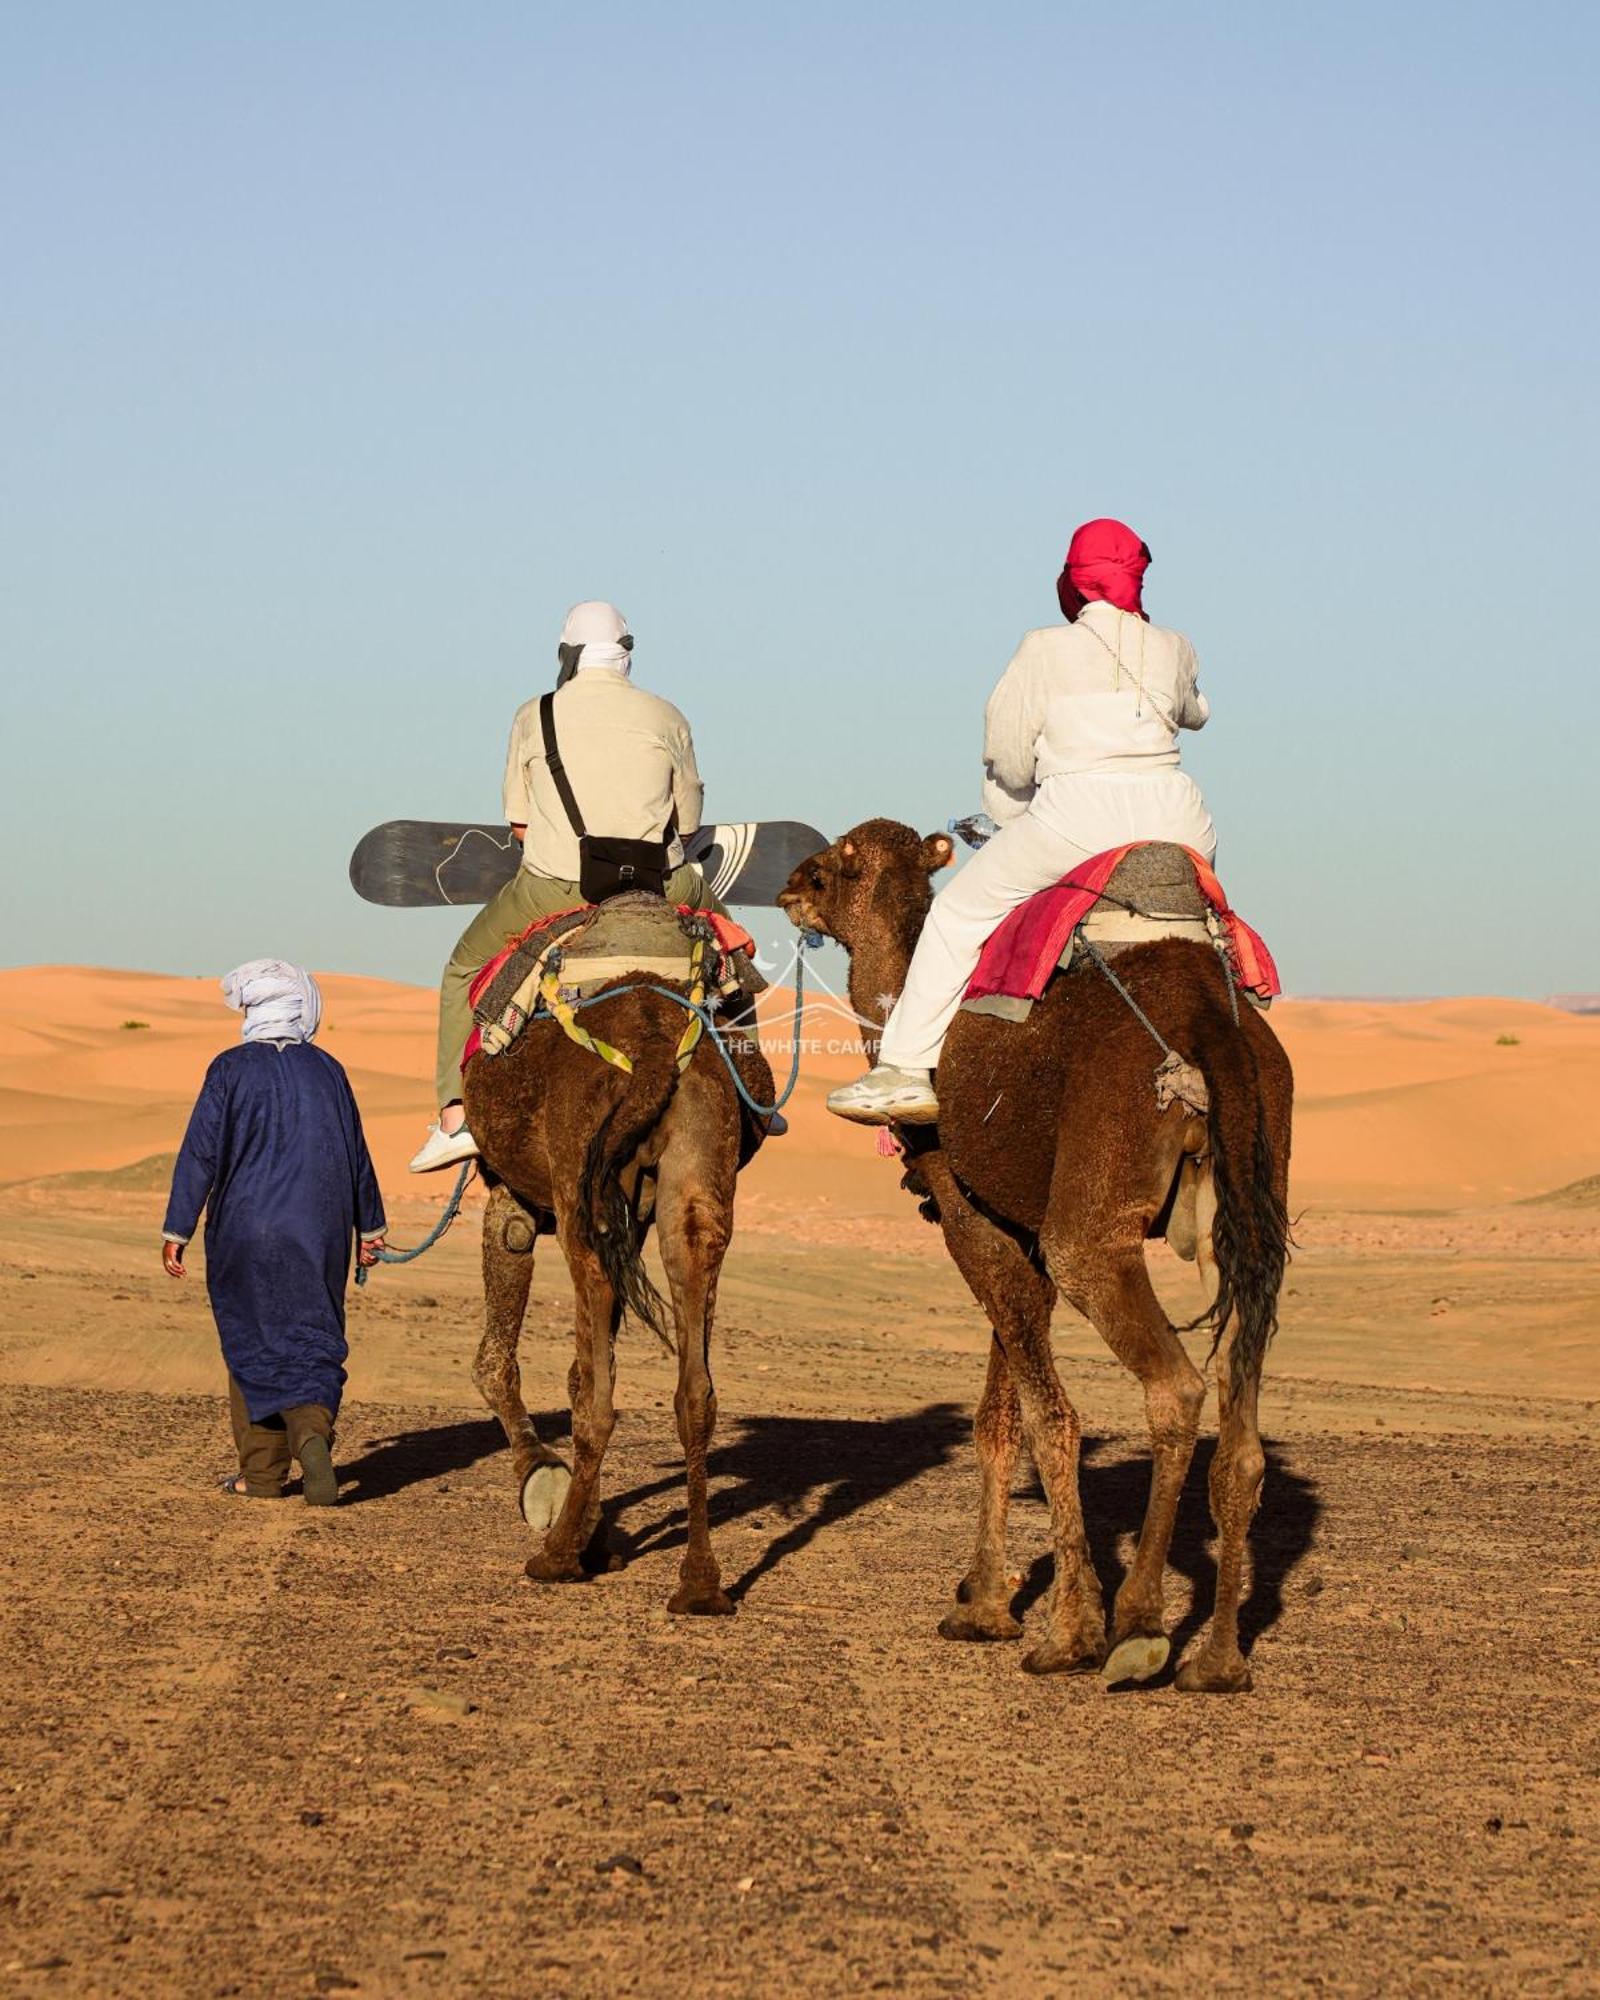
[1056,518,1151,620]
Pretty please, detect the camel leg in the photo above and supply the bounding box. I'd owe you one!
[1006,1338,1106,1675]
[1053,1240,1205,1686]
[1194,1164,1219,1296]
[525,1246,619,1584]
[940,1334,1024,1643]
[920,1158,1102,1670]
[1177,1323,1264,1693]
[656,1174,735,1617]
[473,1184,572,1527]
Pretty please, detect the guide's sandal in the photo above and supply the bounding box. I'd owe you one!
[298,1436,339,1508]
[217,1474,285,1500]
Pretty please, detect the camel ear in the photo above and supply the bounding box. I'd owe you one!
[838,838,862,880]
[921,832,954,873]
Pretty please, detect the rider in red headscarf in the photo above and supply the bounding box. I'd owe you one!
[829,515,1217,1126]
[1057,517,1152,620]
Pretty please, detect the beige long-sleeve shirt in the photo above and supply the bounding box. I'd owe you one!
[981,602,1209,824]
[502,666,704,881]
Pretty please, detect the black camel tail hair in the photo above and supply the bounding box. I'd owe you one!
[575,1017,681,1351]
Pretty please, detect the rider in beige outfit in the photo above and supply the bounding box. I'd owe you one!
[411,600,716,1172]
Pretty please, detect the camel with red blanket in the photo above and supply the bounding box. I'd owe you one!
[780,822,1292,1691]
[462,894,774,1615]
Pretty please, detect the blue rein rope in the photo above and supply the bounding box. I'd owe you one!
[549,931,820,1119]
[355,1158,475,1286]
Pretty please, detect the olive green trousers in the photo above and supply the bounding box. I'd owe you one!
[434,865,720,1109]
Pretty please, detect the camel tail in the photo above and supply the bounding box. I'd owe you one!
[577,1022,680,1350]
[1202,1035,1290,1399]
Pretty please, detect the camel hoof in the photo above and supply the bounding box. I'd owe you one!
[667,1585,735,1617]
[520,1461,572,1534]
[524,1547,588,1584]
[1020,1639,1104,1677]
[938,1606,1023,1643]
[1176,1651,1253,1695]
[1102,1632,1171,1687]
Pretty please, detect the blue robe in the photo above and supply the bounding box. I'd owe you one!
[163,1043,386,1423]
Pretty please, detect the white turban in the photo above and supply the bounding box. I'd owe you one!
[221,960,323,1044]
[559,599,632,674]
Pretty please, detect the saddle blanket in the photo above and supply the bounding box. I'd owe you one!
[965,843,1280,1006]
[462,903,757,1070]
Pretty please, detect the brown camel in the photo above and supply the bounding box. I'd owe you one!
[780,821,1292,1691]
[462,916,774,1615]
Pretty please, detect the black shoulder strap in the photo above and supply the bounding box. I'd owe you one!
[538,692,586,840]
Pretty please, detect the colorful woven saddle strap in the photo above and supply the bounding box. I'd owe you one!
[538,936,709,1075]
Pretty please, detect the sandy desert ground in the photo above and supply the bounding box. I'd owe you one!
[2,965,1598,1996]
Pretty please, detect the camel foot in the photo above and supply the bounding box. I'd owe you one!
[1175,1648,1253,1695]
[667,1582,735,1617]
[938,1604,1023,1643]
[1020,1636,1104,1677]
[1102,1631,1171,1687]
[524,1546,589,1585]
[520,1461,573,1534]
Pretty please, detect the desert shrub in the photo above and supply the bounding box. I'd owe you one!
[121,1020,151,1031]
[1495,1033,1520,1047]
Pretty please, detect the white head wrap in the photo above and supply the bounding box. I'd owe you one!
[221,960,323,1045]
[559,599,632,675]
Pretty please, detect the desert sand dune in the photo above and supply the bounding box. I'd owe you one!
[2,966,1595,1213]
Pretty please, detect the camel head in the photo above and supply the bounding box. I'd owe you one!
[778,818,954,953]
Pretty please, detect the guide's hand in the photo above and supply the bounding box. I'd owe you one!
[358,1234,386,1269]
[162,1240,186,1278]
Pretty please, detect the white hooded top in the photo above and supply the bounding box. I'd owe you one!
[981,601,1209,822]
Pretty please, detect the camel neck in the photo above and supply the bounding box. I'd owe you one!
[845,886,928,1060]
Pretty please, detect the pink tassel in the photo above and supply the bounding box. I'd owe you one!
[876,1127,902,1159]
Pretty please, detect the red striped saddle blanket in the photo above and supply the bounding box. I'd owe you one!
[965,842,1279,1008]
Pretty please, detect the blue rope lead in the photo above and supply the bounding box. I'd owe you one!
[355,1158,475,1286]
[553,934,818,1120]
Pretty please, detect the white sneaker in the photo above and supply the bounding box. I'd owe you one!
[825,1065,939,1127]
[408,1122,481,1173]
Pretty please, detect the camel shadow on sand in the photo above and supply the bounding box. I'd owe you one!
[607,1408,1321,1653]
[334,1411,569,1506]
[606,1402,974,1602]
[1013,1435,1321,1669]
[334,1405,1321,1665]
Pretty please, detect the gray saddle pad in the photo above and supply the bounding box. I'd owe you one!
[473,893,715,1027]
[1096,842,1208,920]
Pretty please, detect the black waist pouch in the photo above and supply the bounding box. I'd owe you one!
[578,834,670,903]
[540,692,675,904]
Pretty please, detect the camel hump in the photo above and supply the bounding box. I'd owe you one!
[1100,842,1208,920]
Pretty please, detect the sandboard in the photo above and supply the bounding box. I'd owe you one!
[349,818,830,909]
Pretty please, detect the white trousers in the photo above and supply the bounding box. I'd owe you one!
[879,770,1217,1072]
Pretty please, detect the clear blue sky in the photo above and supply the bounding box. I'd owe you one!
[2,2,1594,995]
